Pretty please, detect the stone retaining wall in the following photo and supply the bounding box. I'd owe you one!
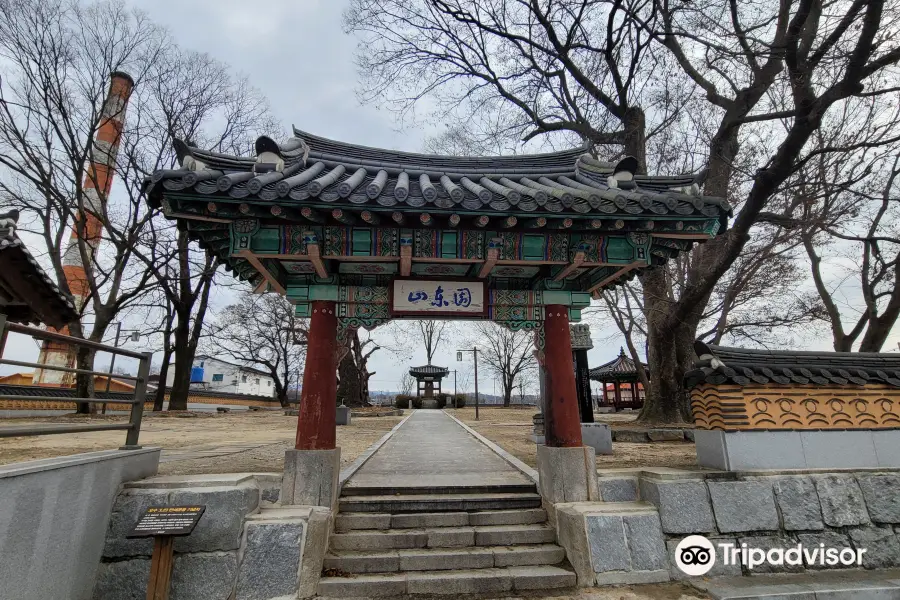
[92,473,331,600]
[641,470,900,576]
[562,468,900,587]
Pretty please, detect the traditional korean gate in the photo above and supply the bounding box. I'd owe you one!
[146,127,728,499]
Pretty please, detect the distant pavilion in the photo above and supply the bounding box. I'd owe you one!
[589,348,648,411]
[409,365,450,398]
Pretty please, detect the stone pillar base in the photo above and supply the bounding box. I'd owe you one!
[581,423,612,454]
[537,445,600,505]
[281,448,341,509]
[336,406,352,426]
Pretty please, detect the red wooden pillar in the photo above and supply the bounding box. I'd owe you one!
[614,380,622,409]
[295,301,337,450]
[542,305,582,447]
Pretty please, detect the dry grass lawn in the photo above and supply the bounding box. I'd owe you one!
[0,411,403,475]
[446,406,700,470]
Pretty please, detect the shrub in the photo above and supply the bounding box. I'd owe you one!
[435,394,447,409]
[395,395,411,409]
[453,394,467,408]
[412,397,423,409]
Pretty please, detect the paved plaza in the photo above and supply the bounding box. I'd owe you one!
[343,409,533,491]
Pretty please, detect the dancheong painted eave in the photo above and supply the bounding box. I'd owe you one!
[143,127,732,295]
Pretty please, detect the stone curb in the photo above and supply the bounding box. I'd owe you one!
[339,411,415,490]
[442,410,539,484]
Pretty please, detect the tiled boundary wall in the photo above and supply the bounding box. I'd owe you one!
[557,468,900,586]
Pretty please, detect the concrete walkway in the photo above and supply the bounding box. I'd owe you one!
[343,410,532,490]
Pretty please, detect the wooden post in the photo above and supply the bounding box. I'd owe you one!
[614,380,621,410]
[602,381,608,406]
[295,301,337,450]
[542,305,582,447]
[146,535,175,600]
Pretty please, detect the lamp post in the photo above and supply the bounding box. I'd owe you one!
[102,322,141,413]
[456,347,480,420]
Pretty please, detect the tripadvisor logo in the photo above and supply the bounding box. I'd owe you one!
[674,535,868,576]
[675,535,717,576]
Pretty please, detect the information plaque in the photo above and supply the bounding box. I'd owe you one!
[127,505,206,538]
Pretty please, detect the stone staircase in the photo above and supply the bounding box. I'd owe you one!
[317,482,576,597]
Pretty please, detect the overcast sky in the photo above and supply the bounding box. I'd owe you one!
[3,0,890,393]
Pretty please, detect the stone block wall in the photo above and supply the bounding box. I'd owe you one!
[92,473,327,600]
[638,471,900,578]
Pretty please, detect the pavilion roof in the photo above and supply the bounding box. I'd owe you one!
[409,364,450,377]
[145,127,731,230]
[685,341,900,388]
[589,347,648,381]
[0,210,77,328]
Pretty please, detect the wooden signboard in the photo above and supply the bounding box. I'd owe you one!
[390,278,487,318]
[128,506,205,600]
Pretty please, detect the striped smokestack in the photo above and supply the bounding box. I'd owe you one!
[34,71,135,386]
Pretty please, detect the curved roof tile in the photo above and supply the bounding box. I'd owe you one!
[685,340,900,388]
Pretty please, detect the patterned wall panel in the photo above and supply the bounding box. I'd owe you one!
[691,383,900,431]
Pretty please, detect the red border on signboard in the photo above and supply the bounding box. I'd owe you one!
[389,276,489,319]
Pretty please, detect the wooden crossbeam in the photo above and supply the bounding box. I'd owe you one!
[239,250,287,295]
[478,247,499,278]
[553,251,585,282]
[588,262,643,297]
[163,212,231,224]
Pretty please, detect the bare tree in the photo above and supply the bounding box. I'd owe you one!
[399,372,416,396]
[337,329,380,406]
[389,320,454,365]
[346,0,900,422]
[467,323,537,407]
[206,292,307,407]
[0,0,168,410]
[791,117,900,351]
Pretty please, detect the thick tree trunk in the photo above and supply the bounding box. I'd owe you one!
[623,107,647,172]
[167,320,192,411]
[337,352,365,407]
[74,347,97,415]
[153,347,172,411]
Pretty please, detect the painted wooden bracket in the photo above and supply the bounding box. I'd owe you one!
[399,244,412,276]
[553,251,585,282]
[479,247,500,278]
[239,249,287,295]
[306,242,328,278]
[588,262,642,297]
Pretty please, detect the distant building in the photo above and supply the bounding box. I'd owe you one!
[165,355,275,397]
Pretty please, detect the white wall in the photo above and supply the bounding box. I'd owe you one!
[164,357,275,397]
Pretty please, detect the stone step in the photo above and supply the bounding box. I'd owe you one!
[334,508,547,532]
[341,483,537,496]
[330,524,556,551]
[323,543,566,573]
[317,565,576,597]
[338,492,542,514]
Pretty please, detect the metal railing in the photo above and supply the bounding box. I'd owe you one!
[0,314,151,448]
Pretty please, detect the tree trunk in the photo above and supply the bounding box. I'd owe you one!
[153,347,172,411]
[337,352,364,407]
[622,107,647,172]
[74,347,97,415]
[167,319,192,411]
[637,268,700,423]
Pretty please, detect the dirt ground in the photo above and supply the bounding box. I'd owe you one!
[0,411,403,476]
[446,406,700,470]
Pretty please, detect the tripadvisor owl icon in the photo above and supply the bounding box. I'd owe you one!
[675,535,716,576]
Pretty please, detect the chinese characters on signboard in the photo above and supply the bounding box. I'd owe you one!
[392,279,486,316]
